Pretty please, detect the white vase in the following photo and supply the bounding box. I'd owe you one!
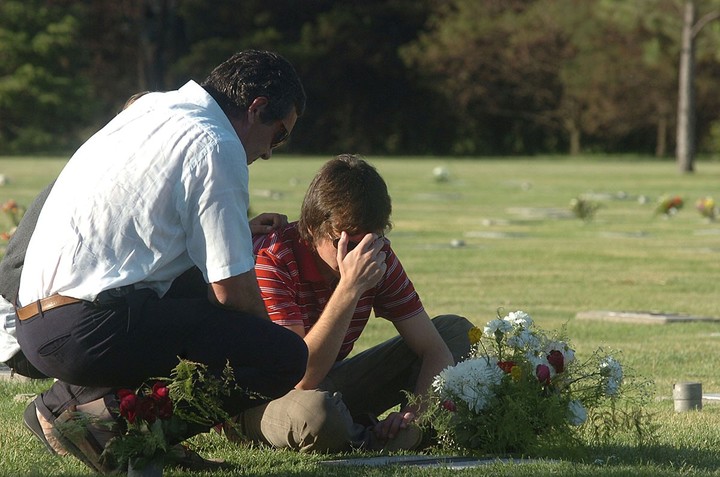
[127,458,163,477]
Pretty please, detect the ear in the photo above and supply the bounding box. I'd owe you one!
[247,97,269,124]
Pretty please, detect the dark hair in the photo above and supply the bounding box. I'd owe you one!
[201,50,306,123]
[299,154,392,245]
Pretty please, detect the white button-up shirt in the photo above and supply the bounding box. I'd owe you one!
[19,81,254,305]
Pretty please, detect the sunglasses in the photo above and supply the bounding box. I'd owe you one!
[271,122,290,149]
[332,237,361,252]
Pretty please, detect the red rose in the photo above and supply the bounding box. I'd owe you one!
[547,350,564,373]
[441,400,457,412]
[151,382,169,400]
[117,389,138,424]
[135,396,159,424]
[536,364,551,385]
[150,382,173,419]
[497,360,516,374]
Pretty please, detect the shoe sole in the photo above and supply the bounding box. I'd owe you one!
[53,410,113,474]
[23,402,57,455]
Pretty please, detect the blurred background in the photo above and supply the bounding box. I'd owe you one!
[1,0,720,167]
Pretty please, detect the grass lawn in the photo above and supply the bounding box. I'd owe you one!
[1,155,720,476]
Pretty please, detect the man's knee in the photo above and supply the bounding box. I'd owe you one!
[290,390,354,453]
[431,314,475,363]
[240,389,354,452]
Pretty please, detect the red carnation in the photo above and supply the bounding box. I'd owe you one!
[497,360,516,374]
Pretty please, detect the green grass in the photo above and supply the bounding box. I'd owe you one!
[2,155,720,476]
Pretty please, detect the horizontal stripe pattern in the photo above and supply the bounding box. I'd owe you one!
[253,223,424,361]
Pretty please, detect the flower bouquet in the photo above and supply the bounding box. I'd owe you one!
[655,195,683,217]
[106,359,241,473]
[696,196,717,221]
[58,359,244,475]
[1,198,25,241]
[569,196,601,222]
[421,310,653,455]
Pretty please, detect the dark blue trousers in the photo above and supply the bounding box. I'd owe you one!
[16,285,307,436]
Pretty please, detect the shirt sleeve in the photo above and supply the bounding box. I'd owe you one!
[182,140,255,283]
[254,238,306,328]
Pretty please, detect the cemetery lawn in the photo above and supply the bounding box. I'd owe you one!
[1,155,720,476]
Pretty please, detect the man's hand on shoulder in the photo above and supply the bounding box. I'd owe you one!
[249,212,288,236]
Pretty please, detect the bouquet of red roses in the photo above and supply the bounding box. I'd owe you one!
[106,359,240,470]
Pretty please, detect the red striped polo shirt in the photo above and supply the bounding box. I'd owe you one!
[252,222,424,361]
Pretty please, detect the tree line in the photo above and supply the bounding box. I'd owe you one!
[1,0,719,167]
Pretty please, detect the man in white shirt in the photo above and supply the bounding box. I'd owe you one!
[14,50,308,473]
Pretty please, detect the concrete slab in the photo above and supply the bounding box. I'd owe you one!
[320,455,553,469]
[575,310,720,325]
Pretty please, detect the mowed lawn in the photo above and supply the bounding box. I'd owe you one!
[1,155,720,476]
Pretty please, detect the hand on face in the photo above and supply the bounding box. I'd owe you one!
[335,231,387,293]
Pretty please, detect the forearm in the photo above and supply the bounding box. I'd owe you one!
[406,348,454,415]
[297,282,361,389]
[209,271,270,320]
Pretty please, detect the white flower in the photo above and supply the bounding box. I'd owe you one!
[599,356,623,396]
[568,400,587,425]
[433,358,504,413]
[505,311,533,329]
[508,328,541,350]
[484,318,513,337]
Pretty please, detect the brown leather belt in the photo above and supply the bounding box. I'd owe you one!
[16,295,82,321]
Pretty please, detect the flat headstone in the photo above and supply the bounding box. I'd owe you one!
[0,363,31,382]
[576,310,720,324]
[321,455,552,469]
[506,207,574,219]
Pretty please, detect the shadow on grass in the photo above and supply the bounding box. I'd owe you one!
[575,441,720,471]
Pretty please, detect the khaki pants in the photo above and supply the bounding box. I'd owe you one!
[235,315,473,452]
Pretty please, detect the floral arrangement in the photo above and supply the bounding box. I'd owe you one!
[420,310,653,455]
[1,198,25,241]
[655,195,683,217]
[569,196,601,222]
[695,196,717,221]
[100,359,246,470]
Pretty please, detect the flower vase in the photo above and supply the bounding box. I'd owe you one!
[127,458,163,477]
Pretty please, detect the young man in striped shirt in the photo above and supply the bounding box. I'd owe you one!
[224,154,473,452]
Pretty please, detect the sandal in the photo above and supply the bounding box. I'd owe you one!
[52,409,119,474]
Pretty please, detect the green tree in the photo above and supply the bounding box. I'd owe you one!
[0,0,93,153]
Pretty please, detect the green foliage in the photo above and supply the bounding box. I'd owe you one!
[0,1,93,154]
[4,1,720,156]
[166,359,243,428]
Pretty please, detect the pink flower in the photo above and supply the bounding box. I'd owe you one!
[536,364,551,385]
